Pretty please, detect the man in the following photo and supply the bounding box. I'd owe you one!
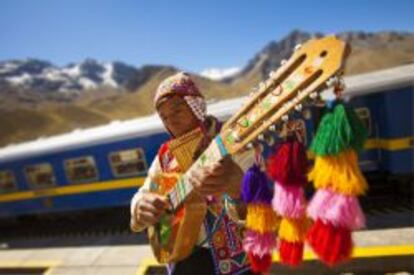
[130,72,255,275]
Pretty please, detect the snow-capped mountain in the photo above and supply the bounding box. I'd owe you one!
[200,67,241,81]
[0,58,150,93]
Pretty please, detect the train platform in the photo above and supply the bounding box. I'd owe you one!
[0,227,413,275]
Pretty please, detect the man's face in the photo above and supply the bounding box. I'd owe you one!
[157,95,200,137]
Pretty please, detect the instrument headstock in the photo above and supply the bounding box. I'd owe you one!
[220,35,350,154]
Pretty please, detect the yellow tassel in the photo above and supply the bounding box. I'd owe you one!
[278,217,310,242]
[246,203,279,233]
[308,150,368,196]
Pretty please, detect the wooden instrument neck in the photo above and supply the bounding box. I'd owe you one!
[166,134,228,211]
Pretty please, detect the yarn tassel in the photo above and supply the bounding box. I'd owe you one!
[308,150,368,196]
[272,183,306,219]
[306,219,353,266]
[278,217,309,267]
[243,230,277,257]
[279,240,304,267]
[307,188,365,230]
[241,164,273,204]
[268,140,309,267]
[306,102,368,266]
[267,140,308,186]
[248,252,272,273]
[242,163,278,273]
[310,103,367,156]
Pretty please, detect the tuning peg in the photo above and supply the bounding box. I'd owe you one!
[309,92,318,99]
[259,82,266,90]
[268,125,276,131]
[232,131,240,142]
[269,71,276,78]
[294,104,303,112]
[280,59,287,66]
[258,134,265,141]
[264,134,275,146]
[338,77,346,89]
[295,90,304,99]
[282,114,289,122]
[252,85,259,93]
[246,143,253,149]
[294,44,302,51]
[326,76,339,87]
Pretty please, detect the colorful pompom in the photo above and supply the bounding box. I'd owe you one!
[267,140,308,186]
[307,188,365,230]
[272,182,306,219]
[242,161,278,273]
[306,102,368,266]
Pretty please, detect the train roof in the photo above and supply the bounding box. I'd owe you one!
[325,63,414,100]
[0,97,246,163]
[0,64,413,163]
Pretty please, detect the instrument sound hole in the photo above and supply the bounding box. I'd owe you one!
[320,50,328,57]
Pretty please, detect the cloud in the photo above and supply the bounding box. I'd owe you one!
[199,66,241,81]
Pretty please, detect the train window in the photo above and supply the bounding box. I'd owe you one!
[25,163,55,188]
[65,156,99,184]
[109,148,148,177]
[355,108,372,135]
[0,170,17,193]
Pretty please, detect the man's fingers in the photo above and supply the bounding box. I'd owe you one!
[136,211,158,226]
[145,194,169,210]
[189,173,203,189]
[202,175,226,186]
[197,184,227,195]
[209,166,226,176]
[139,201,160,215]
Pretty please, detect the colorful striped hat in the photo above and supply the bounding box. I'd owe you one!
[154,72,206,121]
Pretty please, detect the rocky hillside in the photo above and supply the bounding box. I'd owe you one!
[226,30,414,89]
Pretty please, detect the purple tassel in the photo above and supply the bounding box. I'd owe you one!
[241,164,273,204]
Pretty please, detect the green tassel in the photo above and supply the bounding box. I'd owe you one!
[310,103,368,156]
[344,105,368,153]
[310,108,335,155]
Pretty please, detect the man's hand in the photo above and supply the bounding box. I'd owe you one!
[132,193,169,229]
[189,156,243,197]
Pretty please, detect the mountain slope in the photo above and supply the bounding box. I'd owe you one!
[227,30,414,87]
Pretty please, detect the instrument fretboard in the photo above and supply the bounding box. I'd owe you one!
[166,134,228,211]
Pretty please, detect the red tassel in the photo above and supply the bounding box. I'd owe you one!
[279,240,304,267]
[247,252,272,273]
[267,140,308,186]
[306,219,353,266]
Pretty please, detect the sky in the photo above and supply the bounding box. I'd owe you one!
[0,0,413,73]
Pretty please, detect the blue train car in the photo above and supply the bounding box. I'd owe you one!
[341,65,414,176]
[0,64,412,218]
[0,99,253,218]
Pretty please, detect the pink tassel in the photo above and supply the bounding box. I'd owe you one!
[307,188,366,230]
[272,182,306,219]
[243,230,278,258]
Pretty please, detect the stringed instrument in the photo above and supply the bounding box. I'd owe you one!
[147,36,351,263]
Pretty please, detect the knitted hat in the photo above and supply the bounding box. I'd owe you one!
[154,72,206,121]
